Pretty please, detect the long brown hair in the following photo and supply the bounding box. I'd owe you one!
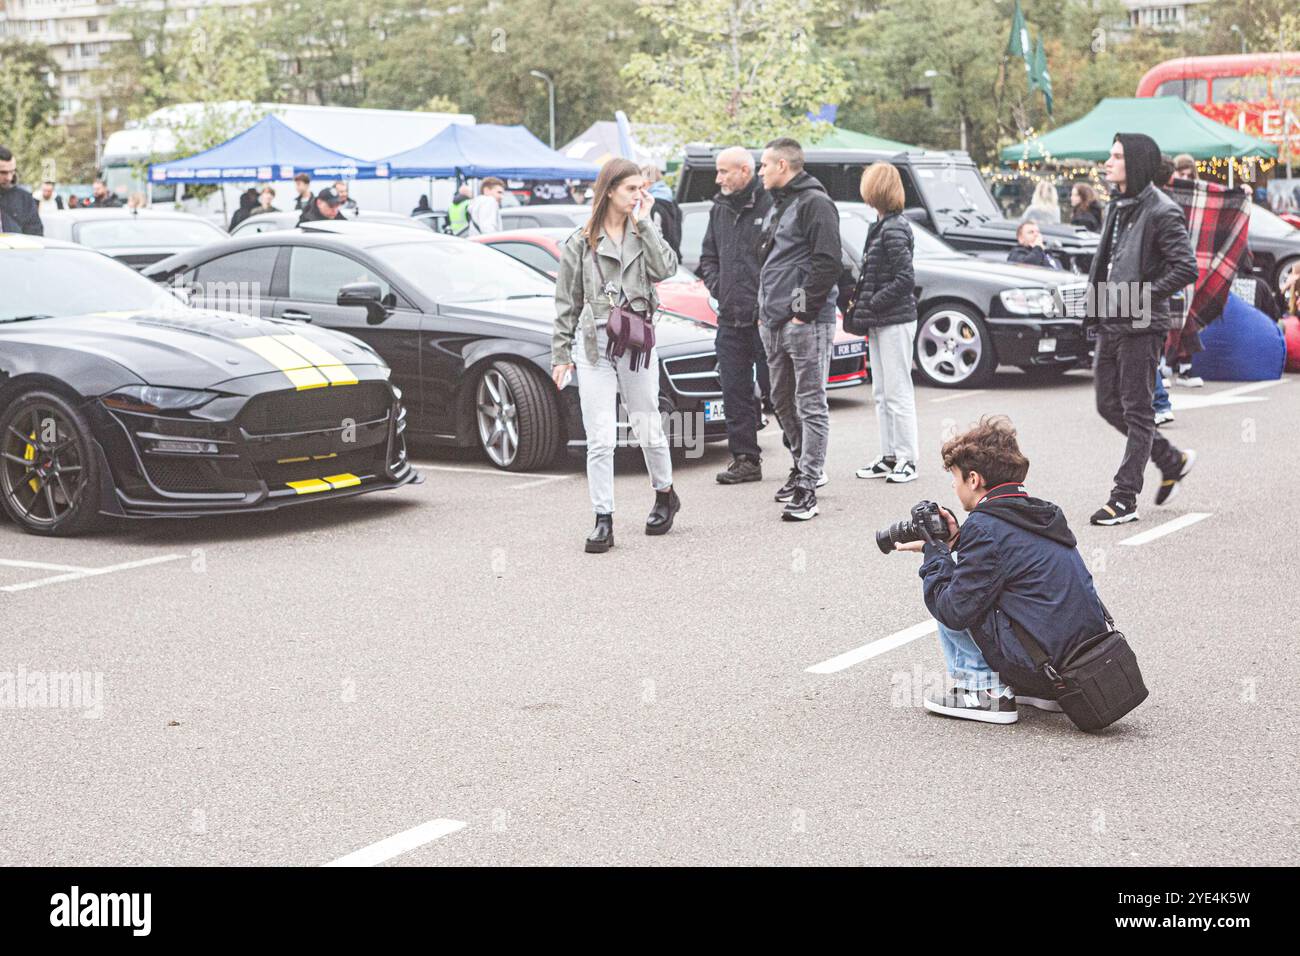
[1072,182,1097,210]
[582,158,642,251]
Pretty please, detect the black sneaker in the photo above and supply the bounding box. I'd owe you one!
[1089,498,1138,526]
[774,468,801,502]
[1154,449,1196,506]
[923,687,1019,724]
[781,483,818,521]
[716,455,762,485]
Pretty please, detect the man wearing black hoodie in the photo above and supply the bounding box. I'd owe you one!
[756,138,841,521]
[1086,133,1199,526]
[895,417,1111,724]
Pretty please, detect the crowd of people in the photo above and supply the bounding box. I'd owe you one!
[544,131,1261,726]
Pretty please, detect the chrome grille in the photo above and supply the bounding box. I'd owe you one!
[1059,284,1089,318]
[662,351,722,396]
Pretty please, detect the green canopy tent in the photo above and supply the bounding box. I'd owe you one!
[1001,98,1277,184]
[806,125,918,152]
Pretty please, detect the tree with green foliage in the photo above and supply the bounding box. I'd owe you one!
[621,0,849,152]
[0,40,71,185]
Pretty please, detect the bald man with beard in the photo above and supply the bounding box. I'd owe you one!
[697,146,774,484]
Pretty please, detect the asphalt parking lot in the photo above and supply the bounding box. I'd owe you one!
[2,369,1297,866]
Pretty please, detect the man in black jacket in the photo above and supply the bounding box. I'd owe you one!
[698,146,773,484]
[297,187,346,225]
[1006,221,1060,269]
[0,145,44,236]
[1087,133,1199,526]
[757,138,841,521]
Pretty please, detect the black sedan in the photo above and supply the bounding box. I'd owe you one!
[1245,203,1300,304]
[0,235,416,536]
[38,209,227,271]
[679,201,1091,388]
[145,227,728,471]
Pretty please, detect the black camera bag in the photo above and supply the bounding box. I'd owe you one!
[1004,607,1148,732]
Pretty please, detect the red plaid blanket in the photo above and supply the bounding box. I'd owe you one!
[1161,178,1250,360]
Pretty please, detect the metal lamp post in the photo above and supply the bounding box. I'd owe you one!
[529,70,556,150]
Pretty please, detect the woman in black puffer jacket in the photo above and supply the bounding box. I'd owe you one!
[850,162,920,483]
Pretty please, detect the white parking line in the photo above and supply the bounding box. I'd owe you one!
[1170,379,1286,410]
[0,553,187,593]
[930,389,987,403]
[806,619,938,674]
[1119,512,1212,547]
[420,464,564,480]
[322,818,467,867]
[0,559,91,573]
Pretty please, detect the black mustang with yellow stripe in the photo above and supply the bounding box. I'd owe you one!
[0,234,416,536]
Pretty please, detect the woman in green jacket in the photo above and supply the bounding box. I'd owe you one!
[552,158,681,553]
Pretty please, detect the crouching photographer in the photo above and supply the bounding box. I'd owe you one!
[888,416,1135,727]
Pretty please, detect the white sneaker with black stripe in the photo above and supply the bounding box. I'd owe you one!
[856,455,896,479]
[923,686,1019,724]
[885,460,917,483]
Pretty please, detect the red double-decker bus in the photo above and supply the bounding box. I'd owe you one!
[1136,53,1300,155]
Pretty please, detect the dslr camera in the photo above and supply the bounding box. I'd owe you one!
[876,500,952,554]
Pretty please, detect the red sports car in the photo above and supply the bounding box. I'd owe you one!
[472,227,867,389]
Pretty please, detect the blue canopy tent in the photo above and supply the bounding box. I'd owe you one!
[148,115,388,184]
[382,124,600,180]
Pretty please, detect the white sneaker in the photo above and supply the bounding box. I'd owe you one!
[885,460,918,483]
[1174,373,1204,388]
[1015,695,1064,713]
[856,456,896,479]
[815,472,828,488]
[1154,409,1174,426]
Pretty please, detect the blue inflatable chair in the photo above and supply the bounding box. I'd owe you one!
[1190,292,1285,382]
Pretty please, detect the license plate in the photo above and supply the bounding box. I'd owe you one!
[1085,325,1098,341]
[835,342,865,357]
[1037,337,1057,353]
[704,399,726,423]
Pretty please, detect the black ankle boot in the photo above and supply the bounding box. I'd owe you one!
[645,487,680,536]
[585,513,614,553]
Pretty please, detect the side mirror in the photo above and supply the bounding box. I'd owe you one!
[902,207,930,227]
[337,281,392,325]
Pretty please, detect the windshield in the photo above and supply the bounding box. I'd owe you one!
[0,248,177,322]
[373,239,557,303]
[75,217,225,249]
[838,208,964,258]
[1249,204,1300,240]
[912,166,1001,224]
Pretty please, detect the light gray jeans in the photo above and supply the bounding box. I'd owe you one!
[867,321,919,465]
[760,319,832,482]
[574,327,673,515]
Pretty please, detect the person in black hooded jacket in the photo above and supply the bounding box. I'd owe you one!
[893,416,1110,725]
[1086,133,1198,528]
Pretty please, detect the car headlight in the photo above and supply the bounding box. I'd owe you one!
[102,385,218,413]
[999,288,1058,316]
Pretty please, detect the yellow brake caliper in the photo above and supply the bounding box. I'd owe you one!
[23,430,38,494]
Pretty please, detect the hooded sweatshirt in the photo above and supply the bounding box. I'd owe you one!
[1085,133,1198,335]
[919,483,1109,691]
[757,171,841,327]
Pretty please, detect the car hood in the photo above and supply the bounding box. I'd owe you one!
[436,295,719,350]
[939,217,1098,251]
[2,309,385,390]
[919,254,1086,288]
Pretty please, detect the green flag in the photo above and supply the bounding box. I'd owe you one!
[1006,0,1031,70]
[1033,35,1054,115]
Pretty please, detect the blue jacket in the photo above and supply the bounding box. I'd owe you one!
[918,484,1109,694]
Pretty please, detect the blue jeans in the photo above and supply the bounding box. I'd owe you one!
[1152,358,1171,415]
[936,622,1008,694]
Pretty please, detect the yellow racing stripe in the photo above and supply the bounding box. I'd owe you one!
[286,478,332,494]
[240,335,330,390]
[274,334,360,387]
[323,473,361,490]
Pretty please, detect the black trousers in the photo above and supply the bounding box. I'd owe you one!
[714,323,768,460]
[1093,331,1182,505]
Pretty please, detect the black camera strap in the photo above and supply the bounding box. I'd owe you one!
[999,608,1067,688]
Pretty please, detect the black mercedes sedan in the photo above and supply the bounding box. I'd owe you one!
[145,224,728,471]
[680,201,1091,388]
[1,234,415,536]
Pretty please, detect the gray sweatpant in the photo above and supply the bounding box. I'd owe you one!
[759,319,832,483]
[867,320,919,465]
[574,327,673,515]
